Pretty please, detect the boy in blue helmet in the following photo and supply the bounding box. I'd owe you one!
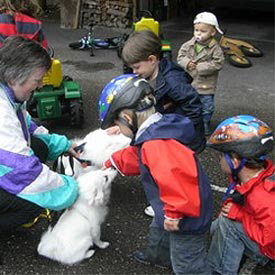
[206,115,275,275]
[99,74,213,274]
[121,28,206,258]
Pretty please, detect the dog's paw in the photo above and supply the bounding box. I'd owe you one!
[95,241,110,249]
[85,249,95,259]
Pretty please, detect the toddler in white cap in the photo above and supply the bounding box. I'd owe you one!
[194,11,224,36]
[177,11,225,135]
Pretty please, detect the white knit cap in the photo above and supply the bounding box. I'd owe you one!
[193,12,223,34]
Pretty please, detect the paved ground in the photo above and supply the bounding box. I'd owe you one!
[0,7,274,275]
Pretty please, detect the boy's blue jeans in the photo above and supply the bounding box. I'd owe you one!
[170,230,210,275]
[149,220,210,274]
[199,94,214,122]
[207,216,270,275]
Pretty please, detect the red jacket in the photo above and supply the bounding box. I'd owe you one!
[105,113,212,233]
[106,141,201,220]
[0,12,48,49]
[226,160,275,259]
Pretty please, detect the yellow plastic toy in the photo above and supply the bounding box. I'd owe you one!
[133,17,159,36]
[42,59,63,88]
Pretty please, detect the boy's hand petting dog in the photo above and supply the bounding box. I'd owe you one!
[164,218,180,231]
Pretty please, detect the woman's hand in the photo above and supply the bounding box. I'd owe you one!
[164,218,180,231]
[65,143,80,158]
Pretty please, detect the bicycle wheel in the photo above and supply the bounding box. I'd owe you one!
[107,37,121,48]
[227,54,252,68]
[69,41,83,50]
[239,45,263,57]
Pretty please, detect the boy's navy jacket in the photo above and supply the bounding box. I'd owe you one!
[155,58,205,153]
[106,113,213,234]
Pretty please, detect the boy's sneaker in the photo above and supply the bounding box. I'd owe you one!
[265,260,275,271]
[239,257,258,275]
[144,205,155,217]
[133,249,171,269]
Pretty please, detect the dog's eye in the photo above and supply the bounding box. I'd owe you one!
[104,175,108,182]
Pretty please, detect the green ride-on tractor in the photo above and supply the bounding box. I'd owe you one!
[27,59,84,127]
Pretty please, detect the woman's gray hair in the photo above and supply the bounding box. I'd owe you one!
[0,36,51,85]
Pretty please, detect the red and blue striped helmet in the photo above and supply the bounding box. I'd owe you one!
[207,115,273,158]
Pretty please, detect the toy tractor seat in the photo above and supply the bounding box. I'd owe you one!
[133,17,160,36]
[27,59,84,127]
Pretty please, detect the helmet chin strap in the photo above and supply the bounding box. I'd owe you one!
[222,153,247,201]
[117,113,138,136]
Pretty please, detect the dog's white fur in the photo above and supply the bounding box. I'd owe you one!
[37,129,130,265]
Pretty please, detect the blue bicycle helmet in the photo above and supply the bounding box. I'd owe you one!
[99,74,154,130]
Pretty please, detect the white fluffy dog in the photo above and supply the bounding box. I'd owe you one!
[37,168,117,265]
[37,129,130,265]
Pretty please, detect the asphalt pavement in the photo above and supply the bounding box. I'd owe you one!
[0,7,274,275]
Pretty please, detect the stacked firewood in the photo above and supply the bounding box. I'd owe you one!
[79,0,102,28]
[102,1,133,28]
[80,0,133,29]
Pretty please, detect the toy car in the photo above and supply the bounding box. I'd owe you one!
[27,59,84,127]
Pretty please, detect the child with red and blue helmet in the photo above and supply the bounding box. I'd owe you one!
[99,74,213,274]
[206,115,275,275]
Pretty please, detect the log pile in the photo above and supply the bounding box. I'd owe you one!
[80,0,133,29]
